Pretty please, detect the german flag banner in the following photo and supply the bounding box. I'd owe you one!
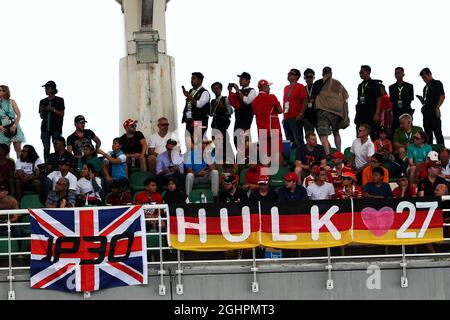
[167,202,260,251]
[260,200,353,249]
[353,197,443,245]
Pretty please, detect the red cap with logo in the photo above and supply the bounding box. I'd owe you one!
[258,79,273,88]
[258,175,270,184]
[331,151,344,160]
[284,172,299,182]
[123,119,138,129]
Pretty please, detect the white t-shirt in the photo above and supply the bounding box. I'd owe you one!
[47,171,78,191]
[307,182,335,200]
[351,138,375,170]
[15,158,43,175]
[148,132,178,155]
[76,177,103,200]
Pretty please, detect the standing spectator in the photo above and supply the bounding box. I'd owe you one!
[362,167,392,198]
[181,72,210,143]
[355,66,382,140]
[283,68,308,148]
[105,181,132,206]
[350,124,375,183]
[98,138,128,191]
[77,142,102,175]
[389,67,415,134]
[47,158,78,192]
[307,167,335,200]
[362,153,389,187]
[373,126,394,163]
[390,147,409,179]
[0,85,25,158]
[156,139,184,191]
[0,184,20,237]
[45,177,75,208]
[0,144,14,194]
[184,138,219,197]
[228,72,256,162]
[252,79,283,163]
[379,84,393,135]
[303,68,318,135]
[39,81,65,162]
[47,137,78,175]
[392,174,417,198]
[218,175,248,203]
[314,67,350,155]
[327,151,354,190]
[417,161,447,197]
[277,172,308,201]
[407,131,432,184]
[439,148,450,181]
[147,117,178,174]
[14,145,43,201]
[76,163,103,206]
[210,82,234,165]
[249,175,278,201]
[335,172,362,199]
[294,132,327,181]
[393,113,423,153]
[67,115,101,159]
[417,68,445,146]
[163,178,187,205]
[119,119,147,172]
[135,178,163,230]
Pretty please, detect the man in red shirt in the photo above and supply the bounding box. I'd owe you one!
[327,151,354,190]
[283,69,308,148]
[252,80,283,164]
[134,178,163,230]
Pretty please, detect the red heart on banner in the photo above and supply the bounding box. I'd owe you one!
[361,207,395,237]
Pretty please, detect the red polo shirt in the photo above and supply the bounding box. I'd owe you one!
[252,92,282,130]
[283,83,308,120]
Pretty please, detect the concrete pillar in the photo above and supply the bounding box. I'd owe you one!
[115,0,178,140]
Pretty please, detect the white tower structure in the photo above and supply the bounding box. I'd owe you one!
[115,0,178,137]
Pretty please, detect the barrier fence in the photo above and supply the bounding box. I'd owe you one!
[1,198,450,300]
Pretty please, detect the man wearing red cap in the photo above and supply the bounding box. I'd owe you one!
[277,172,308,201]
[327,151,354,190]
[335,172,362,199]
[251,80,283,163]
[249,175,278,201]
[119,119,147,172]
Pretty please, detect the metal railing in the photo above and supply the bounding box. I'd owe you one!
[1,198,450,299]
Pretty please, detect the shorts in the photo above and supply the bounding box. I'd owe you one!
[317,110,340,136]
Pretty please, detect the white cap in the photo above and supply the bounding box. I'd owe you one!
[427,151,439,162]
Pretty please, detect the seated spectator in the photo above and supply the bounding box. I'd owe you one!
[0,184,20,237]
[362,153,389,187]
[307,167,335,200]
[249,175,278,201]
[393,113,423,153]
[363,167,392,198]
[218,175,248,203]
[14,145,43,200]
[67,115,101,159]
[47,158,77,192]
[220,163,239,189]
[76,163,103,206]
[45,177,75,208]
[390,147,408,179]
[434,183,449,197]
[392,174,417,198]
[105,181,132,206]
[242,163,261,193]
[156,139,184,191]
[327,151,354,190]
[147,117,178,174]
[0,143,15,194]
[119,119,147,172]
[163,178,187,204]
[373,126,394,163]
[417,161,447,197]
[77,142,102,175]
[350,124,375,184]
[335,172,362,199]
[439,148,450,182]
[46,136,78,175]
[294,132,327,181]
[407,131,432,185]
[303,161,320,188]
[134,178,163,230]
[185,138,219,197]
[277,172,308,201]
[98,138,129,191]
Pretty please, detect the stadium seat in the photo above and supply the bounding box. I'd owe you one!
[129,171,155,192]
[330,147,337,155]
[0,237,19,259]
[188,189,214,203]
[269,167,291,187]
[344,147,352,163]
[19,194,44,241]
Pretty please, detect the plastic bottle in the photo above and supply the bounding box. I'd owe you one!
[200,192,207,203]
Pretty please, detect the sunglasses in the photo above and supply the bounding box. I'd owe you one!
[305,76,314,79]
[129,124,137,128]
[414,136,421,140]
[159,123,169,127]
[288,72,297,76]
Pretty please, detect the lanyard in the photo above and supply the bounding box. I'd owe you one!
[361,82,368,96]
[424,84,431,100]
[211,96,222,116]
[398,85,404,99]
[306,84,314,98]
[405,131,412,141]
[190,86,203,99]
[286,84,296,100]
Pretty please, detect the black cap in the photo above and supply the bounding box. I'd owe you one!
[237,72,251,80]
[322,66,332,74]
[166,139,178,146]
[42,81,57,88]
[74,115,87,123]
[59,158,71,166]
[223,175,238,185]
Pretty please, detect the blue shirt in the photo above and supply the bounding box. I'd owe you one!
[184,149,215,174]
[108,150,127,180]
[277,186,308,201]
[156,150,184,175]
[363,182,392,198]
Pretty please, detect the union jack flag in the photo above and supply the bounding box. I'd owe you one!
[29,206,148,292]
